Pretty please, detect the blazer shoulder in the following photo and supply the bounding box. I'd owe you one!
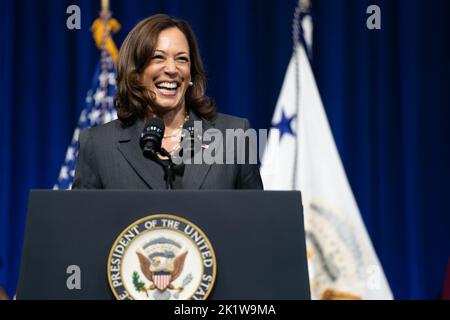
[79,119,122,143]
[214,112,251,130]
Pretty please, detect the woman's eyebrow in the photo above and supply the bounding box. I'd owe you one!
[154,49,189,55]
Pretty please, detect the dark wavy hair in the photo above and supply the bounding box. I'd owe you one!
[115,14,216,126]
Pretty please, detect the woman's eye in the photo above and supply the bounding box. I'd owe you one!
[152,55,164,60]
[177,57,189,62]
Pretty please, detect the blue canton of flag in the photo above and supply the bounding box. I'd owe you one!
[54,55,117,190]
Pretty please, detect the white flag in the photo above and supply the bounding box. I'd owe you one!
[260,41,393,299]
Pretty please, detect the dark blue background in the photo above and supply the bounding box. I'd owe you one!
[1,0,449,299]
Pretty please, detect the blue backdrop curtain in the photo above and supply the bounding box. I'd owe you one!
[313,0,450,299]
[0,0,449,299]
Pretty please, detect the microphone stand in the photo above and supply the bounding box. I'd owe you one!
[152,148,174,190]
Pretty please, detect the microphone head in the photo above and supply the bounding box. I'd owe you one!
[182,117,195,135]
[178,117,201,161]
[140,117,165,158]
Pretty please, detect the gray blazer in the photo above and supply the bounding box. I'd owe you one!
[72,112,263,190]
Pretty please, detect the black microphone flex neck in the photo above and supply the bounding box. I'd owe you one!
[140,117,175,189]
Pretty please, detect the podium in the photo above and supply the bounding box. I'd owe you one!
[16,190,310,300]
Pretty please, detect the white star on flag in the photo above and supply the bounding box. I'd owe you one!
[88,109,101,125]
[93,89,106,106]
[65,146,75,162]
[59,166,69,180]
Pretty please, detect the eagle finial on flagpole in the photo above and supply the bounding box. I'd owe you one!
[300,0,311,14]
[294,0,313,58]
[91,0,121,111]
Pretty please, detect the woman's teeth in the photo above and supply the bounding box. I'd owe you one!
[156,82,178,96]
[157,82,178,89]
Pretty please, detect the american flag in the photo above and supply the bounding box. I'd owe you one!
[54,54,117,190]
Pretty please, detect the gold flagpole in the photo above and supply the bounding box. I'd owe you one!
[101,0,110,13]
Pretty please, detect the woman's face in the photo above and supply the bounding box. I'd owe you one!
[141,27,191,113]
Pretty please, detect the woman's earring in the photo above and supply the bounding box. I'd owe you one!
[189,81,193,87]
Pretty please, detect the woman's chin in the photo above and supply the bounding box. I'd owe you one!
[153,99,183,113]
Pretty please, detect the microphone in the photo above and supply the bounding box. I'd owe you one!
[180,117,195,159]
[183,118,203,155]
[139,117,174,189]
[140,117,165,159]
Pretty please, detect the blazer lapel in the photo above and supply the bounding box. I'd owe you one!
[116,119,166,190]
[182,112,214,189]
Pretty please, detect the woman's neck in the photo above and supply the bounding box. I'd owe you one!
[159,104,187,132]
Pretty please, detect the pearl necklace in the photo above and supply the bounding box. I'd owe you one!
[163,112,190,139]
[163,112,189,139]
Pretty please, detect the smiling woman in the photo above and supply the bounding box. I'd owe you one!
[115,14,216,128]
[72,14,263,190]
[141,27,191,110]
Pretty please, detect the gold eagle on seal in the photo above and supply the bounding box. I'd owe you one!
[136,249,188,292]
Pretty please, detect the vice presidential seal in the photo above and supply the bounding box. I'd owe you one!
[107,214,216,300]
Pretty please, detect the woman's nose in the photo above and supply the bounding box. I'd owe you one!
[164,58,177,74]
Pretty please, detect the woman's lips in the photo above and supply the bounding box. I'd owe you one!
[156,87,178,96]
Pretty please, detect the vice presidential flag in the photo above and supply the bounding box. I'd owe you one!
[260,9,392,299]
